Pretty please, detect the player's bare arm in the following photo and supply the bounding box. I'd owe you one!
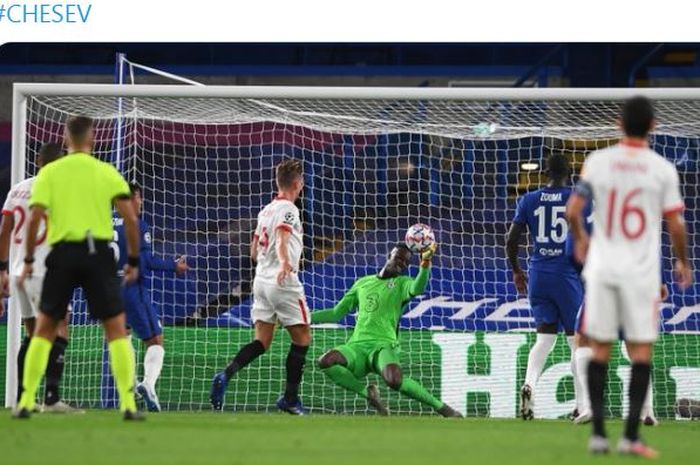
[250,235,259,264]
[566,192,590,264]
[665,211,693,289]
[0,213,14,316]
[505,222,527,294]
[114,197,141,284]
[18,204,45,286]
[276,227,293,285]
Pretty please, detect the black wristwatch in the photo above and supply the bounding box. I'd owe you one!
[0,260,8,271]
[127,256,140,268]
[24,256,35,264]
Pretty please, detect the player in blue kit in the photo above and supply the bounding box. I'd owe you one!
[112,183,188,412]
[506,154,583,420]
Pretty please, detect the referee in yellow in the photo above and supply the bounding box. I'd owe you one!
[14,116,143,420]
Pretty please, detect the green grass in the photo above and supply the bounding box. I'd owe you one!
[2,411,699,465]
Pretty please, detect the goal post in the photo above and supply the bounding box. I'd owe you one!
[6,83,700,417]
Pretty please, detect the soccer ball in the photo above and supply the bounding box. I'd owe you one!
[405,223,435,254]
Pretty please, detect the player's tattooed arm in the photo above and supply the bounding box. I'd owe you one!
[0,212,14,298]
[276,227,293,285]
[250,235,259,263]
[18,205,45,287]
[505,222,527,294]
[665,211,693,289]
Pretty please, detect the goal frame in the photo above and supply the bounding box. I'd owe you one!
[7,83,700,408]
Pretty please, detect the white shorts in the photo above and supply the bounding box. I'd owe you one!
[11,275,43,320]
[251,278,310,327]
[582,277,660,343]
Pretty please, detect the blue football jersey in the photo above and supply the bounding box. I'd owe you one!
[112,215,176,285]
[513,186,578,274]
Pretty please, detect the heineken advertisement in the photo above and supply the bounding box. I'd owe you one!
[2,325,698,418]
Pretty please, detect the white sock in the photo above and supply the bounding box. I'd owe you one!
[575,346,593,412]
[143,345,165,393]
[127,334,137,387]
[621,344,655,417]
[642,375,654,417]
[525,333,557,388]
[566,336,581,411]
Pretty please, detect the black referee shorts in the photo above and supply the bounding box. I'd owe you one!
[40,241,124,321]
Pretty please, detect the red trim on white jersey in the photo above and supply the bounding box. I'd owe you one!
[298,299,309,325]
[663,203,685,216]
[1,209,13,216]
[276,224,293,232]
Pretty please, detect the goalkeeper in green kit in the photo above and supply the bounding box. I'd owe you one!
[312,242,462,417]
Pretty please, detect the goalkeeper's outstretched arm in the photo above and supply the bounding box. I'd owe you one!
[407,243,436,296]
[310,286,358,324]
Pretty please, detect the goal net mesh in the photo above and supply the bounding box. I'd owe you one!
[10,91,700,418]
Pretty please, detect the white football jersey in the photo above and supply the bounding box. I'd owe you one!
[253,198,303,284]
[2,177,50,277]
[581,142,684,285]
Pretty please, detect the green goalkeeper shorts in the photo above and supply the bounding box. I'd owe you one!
[336,341,401,378]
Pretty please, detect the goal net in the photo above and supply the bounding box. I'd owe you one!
[5,85,700,418]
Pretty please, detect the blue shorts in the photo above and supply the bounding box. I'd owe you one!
[528,270,583,333]
[123,284,162,341]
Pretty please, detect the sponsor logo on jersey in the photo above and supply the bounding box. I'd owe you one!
[538,247,564,257]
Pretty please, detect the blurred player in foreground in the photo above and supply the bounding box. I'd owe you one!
[566,202,661,426]
[506,154,584,420]
[567,96,692,457]
[211,159,311,415]
[0,143,81,413]
[312,243,462,417]
[112,183,189,412]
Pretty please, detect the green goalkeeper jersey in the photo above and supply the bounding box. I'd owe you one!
[311,267,430,344]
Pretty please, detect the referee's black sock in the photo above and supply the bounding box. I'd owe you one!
[624,362,651,442]
[16,336,31,402]
[44,336,68,406]
[224,340,266,381]
[284,343,309,403]
[588,360,608,438]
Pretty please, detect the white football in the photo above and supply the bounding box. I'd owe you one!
[405,223,436,253]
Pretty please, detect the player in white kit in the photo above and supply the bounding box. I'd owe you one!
[567,97,692,458]
[0,143,79,413]
[210,159,311,415]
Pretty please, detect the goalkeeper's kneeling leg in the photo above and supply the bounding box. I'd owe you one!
[318,349,368,398]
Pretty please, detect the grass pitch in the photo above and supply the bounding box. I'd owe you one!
[2,410,699,465]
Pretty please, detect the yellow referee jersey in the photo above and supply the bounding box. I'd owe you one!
[29,152,130,245]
